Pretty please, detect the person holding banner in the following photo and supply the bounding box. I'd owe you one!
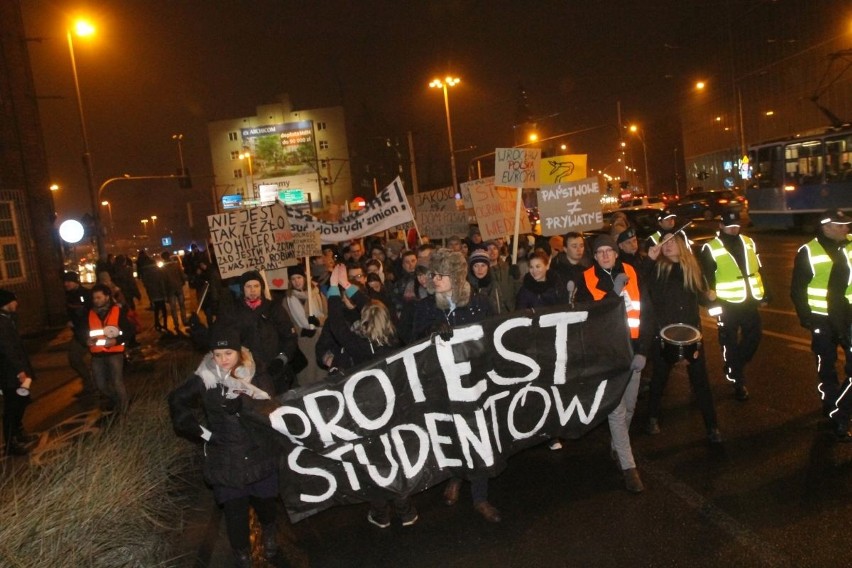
[411,249,502,523]
[515,251,570,311]
[577,234,647,493]
[643,234,723,444]
[284,265,327,387]
[167,326,281,566]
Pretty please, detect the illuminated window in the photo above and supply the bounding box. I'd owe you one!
[0,202,25,284]
[233,169,243,179]
[228,132,239,141]
[319,140,329,150]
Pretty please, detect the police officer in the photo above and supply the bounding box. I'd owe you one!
[790,209,852,442]
[646,209,690,252]
[699,209,767,401]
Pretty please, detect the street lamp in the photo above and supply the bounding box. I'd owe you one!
[150,215,157,233]
[239,150,254,199]
[629,124,651,194]
[429,76,461,194]
[100,200,114,236]
[140,218,148,235]
[66,18,105,259]
[50,184,60,192]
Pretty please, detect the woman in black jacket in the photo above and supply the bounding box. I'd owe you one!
[642,234,722,444]
[168,327,279,567]
[515,251,569,310]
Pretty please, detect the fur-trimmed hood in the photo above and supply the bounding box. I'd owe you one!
[427,248,472,310]
[195,348,270,400]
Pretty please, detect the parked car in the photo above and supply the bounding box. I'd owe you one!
[618,195,666,211]
[670,189,745,220]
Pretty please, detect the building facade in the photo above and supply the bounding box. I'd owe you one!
[207,94,353,212]
[0,1,66,333]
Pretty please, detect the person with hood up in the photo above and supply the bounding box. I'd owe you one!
[168,326,281,567]
[411,249,501,523]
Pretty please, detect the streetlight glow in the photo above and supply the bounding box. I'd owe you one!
[695,81,706,90]
[528,133,538,142]
[50,184,59,191]
[429,75,461,194]
[74,20,95,37]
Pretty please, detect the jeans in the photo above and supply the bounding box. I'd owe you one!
[166,291,187,330]
[91,353,128,413]
[68,339,94,391]
[609,369,641,470]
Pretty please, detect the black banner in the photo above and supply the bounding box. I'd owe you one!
[244,299,632,522]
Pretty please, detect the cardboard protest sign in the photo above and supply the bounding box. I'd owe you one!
[494,147,541,188]
[464,177,531,240]
[538,154,588,185]
[207,203,297,279]
[265,232,323,289]
[537,176,605,236]
[411,186,468,239]
[243,298,632,522]
[285,177,413,244]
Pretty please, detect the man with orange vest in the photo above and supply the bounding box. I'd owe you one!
[699,209,767,402]
[85,283,133,415]
[791,209,852,442]
[577,234,647,493]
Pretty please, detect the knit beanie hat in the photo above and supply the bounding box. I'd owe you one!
[209,325,241,351]
[468,250,490,267]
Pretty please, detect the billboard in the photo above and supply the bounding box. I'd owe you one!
[241,122,321,197]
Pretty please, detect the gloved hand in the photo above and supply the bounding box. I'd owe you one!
[630,354,647,371]
[434,321,453,342]
[509,264,521,280]
[301,328,317,338]
[307,315,321,327]
[613,273,629,295]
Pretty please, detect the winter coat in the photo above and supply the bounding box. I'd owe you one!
[639,262,705,355]
[411,292,492,341]
[326,289,399,370]
[139,263,167,303]
[168,350,277,489]
[0,310,33,390]
[515,270,569,310]
[218,297,298,370]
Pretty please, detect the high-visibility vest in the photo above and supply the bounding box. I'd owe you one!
[88,305,125,354]
[800,238,852,316]
[648,230,692,253]
[584,263,641,338]
[702,235,764,303]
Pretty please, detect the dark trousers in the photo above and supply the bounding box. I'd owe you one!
[68,339,94,391]
[717,302,762,385]
[3,391,28,449]
[222,495,277,551]
[810,326,852,427]
[648,343,719,432]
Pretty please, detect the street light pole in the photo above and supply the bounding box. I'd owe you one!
[150,215,157,234]
[140,219,148,235]
[630,125,651,194]
[430,77,460,194]
[239,150,254,199]
[100,200,113,237]
[66,21,104,259]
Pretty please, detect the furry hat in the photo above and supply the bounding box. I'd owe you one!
[428,248,471,308]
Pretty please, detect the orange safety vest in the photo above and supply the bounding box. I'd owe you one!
[584,263,641,339]
[88,305,125,354]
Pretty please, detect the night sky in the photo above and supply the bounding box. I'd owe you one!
[22,0,740,241]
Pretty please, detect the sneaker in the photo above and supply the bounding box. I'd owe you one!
[734,385,750,401]
[708,428,723,444]
[399,504,419,527]
[646,418,661,435]
[367,507,391,528]
[548,438,563,450]
[623,468,645,493]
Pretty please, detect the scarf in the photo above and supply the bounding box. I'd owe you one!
[195,349,270,400]
[244,298,262,310]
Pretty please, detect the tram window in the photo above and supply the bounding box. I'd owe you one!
[755,145,782,188]
[785,141,824,185]
[825,134,852,181]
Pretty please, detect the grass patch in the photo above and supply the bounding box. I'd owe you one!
[0,353,200,567]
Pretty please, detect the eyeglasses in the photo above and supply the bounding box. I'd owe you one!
[428,272,448,280]
[595,248,616,255]
[350,273,365,280]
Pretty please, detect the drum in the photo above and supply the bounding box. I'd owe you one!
[659,323,702,364]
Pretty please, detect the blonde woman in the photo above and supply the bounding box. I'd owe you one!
[643,234,722,444]
[284,265,327,386]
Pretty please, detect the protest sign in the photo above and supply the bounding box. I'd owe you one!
[464,177,531,240]
[265,232,323,289]
[537,176,605,236]
[411,186,468,239]
[494,147,541,188]
[244,298,632,521]
[538,154,588,185]
[207,203,297,279]
[285,177,414,244]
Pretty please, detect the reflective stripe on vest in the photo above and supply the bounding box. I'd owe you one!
[703,235,765,303]
[88,305,125,354]
[584,263,641,339]
[801,239,852,316]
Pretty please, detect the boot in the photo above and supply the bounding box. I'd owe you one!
[232,547,252,568]
[443,478,462,506]
[261,523,279,560]
[623,468,645,493]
